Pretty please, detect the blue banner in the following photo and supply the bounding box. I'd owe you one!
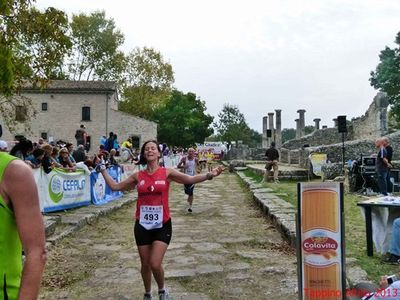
[90,165,123,205]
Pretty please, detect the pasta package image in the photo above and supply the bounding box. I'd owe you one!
[297,183,345,300]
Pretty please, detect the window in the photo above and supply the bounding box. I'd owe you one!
[41,132,48,140]
[82,106,91,121]
[15,106,27,122]
[41,102,48,111]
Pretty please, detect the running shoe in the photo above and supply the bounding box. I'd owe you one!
[143,293,152,300]
[158,289,169,300]
[382,253,400,264]
[188,207,193,213]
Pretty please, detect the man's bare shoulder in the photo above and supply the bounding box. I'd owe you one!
[5,159,32,179]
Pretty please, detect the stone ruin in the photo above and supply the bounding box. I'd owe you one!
[227,92,395,180]
[276,92,391,169]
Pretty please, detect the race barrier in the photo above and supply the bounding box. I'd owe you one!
[33,165,124,213]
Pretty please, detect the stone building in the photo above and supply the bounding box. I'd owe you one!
[0,80,157,152]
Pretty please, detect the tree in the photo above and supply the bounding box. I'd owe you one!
[0,2,71,131]
[119,47,174,119]
[68,11,125,81]
[247,128,262,148]
[152,90,213,148]
[1,2,71,94]
[370,31,400,123]
[281,128,296,143]
[214,103,252,148]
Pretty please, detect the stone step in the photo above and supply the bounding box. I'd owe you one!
[43,215,61,237]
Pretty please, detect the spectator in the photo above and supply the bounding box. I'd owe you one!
[72,144,87,163]
[0,140,8,152]
[108,149,119,166]
[41,144,54,174]
[104,132,114,152]
[50,147,62,168]
[112,134,120,156]
[97,145,109,162]
[57,148,76,171]
[37,137,45,148]
[99,135,107,147]
[25,148,45,168]
[264,142,280,183]
[382,137,394,194]
[375,138,391,196]
[10,138,33,160]
[65,143,77,165]
[75,124,87,147]
[383,216,400,264]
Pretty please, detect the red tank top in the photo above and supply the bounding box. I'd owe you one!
[136,168,171,223]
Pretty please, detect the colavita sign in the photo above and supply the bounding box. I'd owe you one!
[297,182,345,300]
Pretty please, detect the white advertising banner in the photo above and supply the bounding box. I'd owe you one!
[40,168,91,213]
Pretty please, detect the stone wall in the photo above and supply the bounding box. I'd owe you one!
[281,92,389,150]
[282,130,400,169]
[282,128,351,150]
[351,92,389,140]
[226,146,265,161]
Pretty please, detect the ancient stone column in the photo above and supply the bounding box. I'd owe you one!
[268,112,274,145]
[262,116,268,148]
[295,119,300,139]
[313,118,321,130]
[297,109,306,137]
[333,118,338,128]
[275,109,282,148]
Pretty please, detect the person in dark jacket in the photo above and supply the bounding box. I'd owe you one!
[264,142,280,183]
[72,145,87,163]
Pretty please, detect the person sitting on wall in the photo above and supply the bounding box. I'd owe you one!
[264,142,280,183]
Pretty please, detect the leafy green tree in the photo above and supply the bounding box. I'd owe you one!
[305,125,315,135]
[152,90,213,148]
[248,128,262,148]
[214,103,252,148]
[119,47,174,119]
[0,1,71,131]
[68,11,125,81]
[370,31,400,123]
[1,2,71,94]
[281,128,296,143]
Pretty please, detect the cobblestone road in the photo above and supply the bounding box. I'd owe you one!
[40,170,297,299]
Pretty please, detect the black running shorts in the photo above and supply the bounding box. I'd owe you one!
[184,184,195,196]
[134,218,172,246]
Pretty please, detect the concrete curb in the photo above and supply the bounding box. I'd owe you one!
[233,168,370,290]
[44,193,137,249]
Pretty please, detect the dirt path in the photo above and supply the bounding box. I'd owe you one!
[40,171,297,299]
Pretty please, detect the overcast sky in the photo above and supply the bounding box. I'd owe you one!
[36,0,400,132]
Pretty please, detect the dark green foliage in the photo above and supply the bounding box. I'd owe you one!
[214,104,253,148]
[0,2,71,94]
[370,32,400,124]
[152,90,213,148]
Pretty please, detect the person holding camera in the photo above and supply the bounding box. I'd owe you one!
[358,275,400,299]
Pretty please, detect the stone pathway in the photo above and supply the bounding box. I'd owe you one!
[40,170,298,299]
